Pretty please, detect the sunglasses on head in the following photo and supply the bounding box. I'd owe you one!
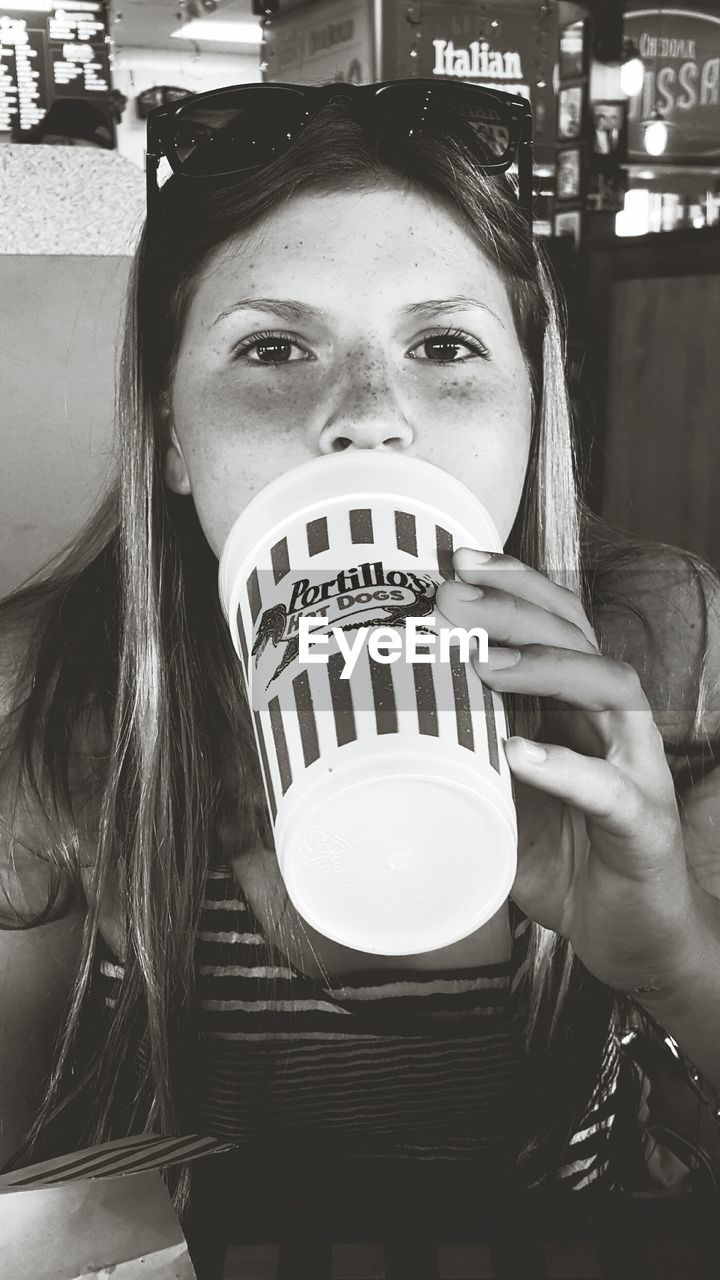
[145,79,534,226]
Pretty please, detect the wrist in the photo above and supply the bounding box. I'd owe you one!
[631,878,719,1014]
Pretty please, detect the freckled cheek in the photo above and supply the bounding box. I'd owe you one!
[426,377,477,406]
[414,368,530,430]
[187,376,318,443]
[485,369,533,444]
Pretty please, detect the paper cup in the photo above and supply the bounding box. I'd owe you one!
[219,452,517,955]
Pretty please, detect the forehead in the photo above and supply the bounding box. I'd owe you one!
[192,184,516,324]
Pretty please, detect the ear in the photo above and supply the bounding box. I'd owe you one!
[162,413,192,496]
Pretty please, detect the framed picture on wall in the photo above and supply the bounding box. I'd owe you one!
[559,19,587,80]
[587,170,628,213]
[591,100,628,158]
[553,208,582,247]
[558,86,584,140]
[556,147,583,201]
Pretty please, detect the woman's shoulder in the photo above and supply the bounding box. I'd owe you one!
[590,538,720,751]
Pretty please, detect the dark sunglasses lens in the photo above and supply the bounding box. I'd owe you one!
[383,85,514,164]
[170,89,310,175]
[461,103,514,162]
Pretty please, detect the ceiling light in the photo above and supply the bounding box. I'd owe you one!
[170,19,263,44]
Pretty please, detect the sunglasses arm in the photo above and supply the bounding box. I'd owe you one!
[517,137,534,231]
[145,150,161,221]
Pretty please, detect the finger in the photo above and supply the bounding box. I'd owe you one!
[503,737,669,853]
[452,547,598,649]
[436,578,598,655]
[477,643,663,760]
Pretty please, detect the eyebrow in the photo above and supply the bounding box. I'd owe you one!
[403,296,505,329]
[211,294,505,329]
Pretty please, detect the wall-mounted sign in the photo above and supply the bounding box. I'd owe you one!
[264,1,558,165]
[0,0,112,136]
[382,2,558,165]
[625,8,720,162]
[264,0,374,85]
[0,28,16,131]
[430,39,524,84]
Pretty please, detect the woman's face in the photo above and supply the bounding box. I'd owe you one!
[165,184,533,559]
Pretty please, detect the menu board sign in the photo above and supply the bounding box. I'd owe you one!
[0,32,16,129]
[11,23,46,130]
[0,1,112,136]
[48,6,105,42]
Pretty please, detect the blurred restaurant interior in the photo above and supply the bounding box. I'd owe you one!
[1,0,719,595]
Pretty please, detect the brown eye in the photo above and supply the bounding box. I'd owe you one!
[251,339,293,364]
[423,336,465,361]
[409,328,489,364]
[233,330,310,364]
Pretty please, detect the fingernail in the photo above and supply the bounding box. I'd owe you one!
[454,548,493,565]
[448,580,483,601]
[509,737,547,763]
[486,647,521,670]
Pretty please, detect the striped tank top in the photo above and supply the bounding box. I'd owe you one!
[97,863,621,1192]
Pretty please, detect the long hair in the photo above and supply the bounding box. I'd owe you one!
[1,101,716,1209]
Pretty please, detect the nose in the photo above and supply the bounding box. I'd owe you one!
[317,353,414,454]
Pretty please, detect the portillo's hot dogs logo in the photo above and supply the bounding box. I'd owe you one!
[251,561,488,686]
[233,511,504,822]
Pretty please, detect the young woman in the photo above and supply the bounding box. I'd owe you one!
[1,81,719,1259]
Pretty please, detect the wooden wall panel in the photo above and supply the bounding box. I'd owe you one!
[602,272,720,568]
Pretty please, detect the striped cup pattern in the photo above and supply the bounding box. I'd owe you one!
[230,501,511,829]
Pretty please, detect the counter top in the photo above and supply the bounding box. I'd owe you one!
[0,144,145,255]
[584,224,720,252]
